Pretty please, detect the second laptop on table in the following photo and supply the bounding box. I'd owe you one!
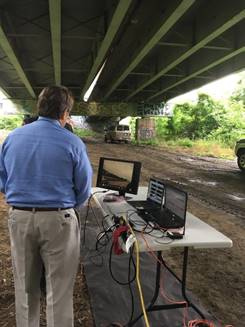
[128,177,188,230]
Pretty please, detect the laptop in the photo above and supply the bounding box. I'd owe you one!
[156,183,188,229]
[129,179,187,230]
[129,177,165,211]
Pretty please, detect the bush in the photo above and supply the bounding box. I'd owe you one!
[0,115,23,130]
[73,127,98,138]
[175,138,193,147]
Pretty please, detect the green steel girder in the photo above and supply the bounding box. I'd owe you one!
[0,25,36,98]
[49,0,61,85]
[125,6,245,101]
[81,0,133,99]
[103,0,196,100]
[161,52,245,102]
[147,46,245,101]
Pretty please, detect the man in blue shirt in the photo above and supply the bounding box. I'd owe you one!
[0,86,93,327]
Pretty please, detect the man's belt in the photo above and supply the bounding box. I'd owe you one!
[12,206,73,212]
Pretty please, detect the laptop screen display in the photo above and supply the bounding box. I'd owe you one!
[147,178,165,205]
[164,185,187,220]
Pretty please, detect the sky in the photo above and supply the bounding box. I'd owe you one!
[170,71,243,104]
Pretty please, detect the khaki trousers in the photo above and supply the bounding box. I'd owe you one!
[8,208,80,327]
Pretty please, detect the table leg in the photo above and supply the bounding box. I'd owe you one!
[161,247,205,318]
[181,247,205,318]
[128,248,205,326]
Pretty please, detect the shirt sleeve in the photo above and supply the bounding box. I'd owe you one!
[73,143,93,208]
[0,143,7,194]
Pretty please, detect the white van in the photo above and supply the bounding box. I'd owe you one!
[104,124,131,143]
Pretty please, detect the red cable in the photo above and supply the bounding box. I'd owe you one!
[139,231,233,327]
[140,231,189,326]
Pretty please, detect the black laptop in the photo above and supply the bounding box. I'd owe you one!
[129,179,187,229]
[156,183,188,229]
[129,177,165,211]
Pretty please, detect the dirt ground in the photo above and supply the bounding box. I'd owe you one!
[0,138,244,326]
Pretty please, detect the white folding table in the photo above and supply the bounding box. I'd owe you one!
[92,187,233,325]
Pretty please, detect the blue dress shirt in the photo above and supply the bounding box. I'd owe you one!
[0,117,93,208]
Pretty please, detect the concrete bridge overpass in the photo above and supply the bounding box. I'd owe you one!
[0,0,244,117]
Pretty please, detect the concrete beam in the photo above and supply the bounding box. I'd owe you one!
[0,25,36,98]
[73,101,138,116]
[103,0,196,100]
[126,5,245,100]
[6,98,139,117]
[49,0,61,85]
[81,0,132,99]
[147,46,245,101]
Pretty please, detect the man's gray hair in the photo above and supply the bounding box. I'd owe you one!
[37,86,74,119]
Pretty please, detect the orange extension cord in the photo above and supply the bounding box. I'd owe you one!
[140,231,234,327]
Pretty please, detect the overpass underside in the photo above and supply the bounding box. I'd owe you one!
[0,0,244,117]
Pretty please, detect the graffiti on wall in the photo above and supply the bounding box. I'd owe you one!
[137,102,173,117]
[138,127,154,139]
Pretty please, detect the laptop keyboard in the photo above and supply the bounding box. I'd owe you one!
[132,206,184,229]
[128,200,160,211]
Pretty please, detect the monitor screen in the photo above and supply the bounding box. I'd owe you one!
[96,157,141,196]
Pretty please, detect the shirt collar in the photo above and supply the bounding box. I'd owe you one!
[38,116,61,127]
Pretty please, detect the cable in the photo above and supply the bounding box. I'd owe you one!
[88,229,113,268]
[90,203,102,228]
[88,214,116,267]
[96,230,111,250]
[106,228,136,327]
[139,233,228,327]
[124,216,150,327]
[82,190,107,246]
[159,262,189,326]
[187,320,215,327]
[109,242,136,285]
[126,245,135,326]
[127,210,155,234]
[139,231,189,325]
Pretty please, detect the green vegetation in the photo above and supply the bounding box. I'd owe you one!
[0,115,23,130]
[73,127,98,138]
[156,92,245,146]
[0,118,99,143]
[132,74,245,159]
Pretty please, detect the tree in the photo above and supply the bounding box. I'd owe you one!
[230,73,245,106]
[168,94,225,139]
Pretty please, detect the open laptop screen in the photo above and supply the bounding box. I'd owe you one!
[147,178,165,206]
[164,185,187,220]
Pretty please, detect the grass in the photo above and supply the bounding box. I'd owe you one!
[0,129,235,160]
[184,139,234,159]
[135,137,235,159]
[73,128,99,138]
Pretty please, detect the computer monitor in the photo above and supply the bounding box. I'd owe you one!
[96,157,141,197]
